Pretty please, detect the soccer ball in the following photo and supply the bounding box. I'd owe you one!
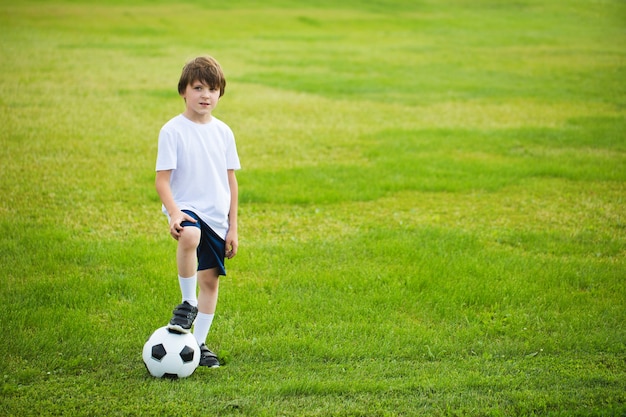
[142,326,200,379]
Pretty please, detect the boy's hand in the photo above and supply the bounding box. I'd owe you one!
[225,230,238,259]
[169,211,197,240]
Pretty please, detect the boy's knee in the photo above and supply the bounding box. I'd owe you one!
[178,226,201,249]
[198,270,220,290]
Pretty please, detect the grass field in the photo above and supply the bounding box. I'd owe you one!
[1,0,625,415]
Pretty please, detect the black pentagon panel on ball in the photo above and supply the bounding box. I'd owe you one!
[179,345,196,363]
[162,373,179,379]
[151,343,167,361]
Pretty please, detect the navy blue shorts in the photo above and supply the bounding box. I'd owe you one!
[181,210,226,276]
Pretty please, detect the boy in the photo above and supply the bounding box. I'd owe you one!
[155,56,240,368]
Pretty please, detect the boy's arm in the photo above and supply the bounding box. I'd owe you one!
[225,169,238,259]
[155,169,196,240]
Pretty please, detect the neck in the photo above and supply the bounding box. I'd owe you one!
[182,110,212,124]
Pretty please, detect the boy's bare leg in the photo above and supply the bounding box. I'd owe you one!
[195,268,221,367]
[197,268,220,314]
[167,226,201,333]
[177,227,201,278]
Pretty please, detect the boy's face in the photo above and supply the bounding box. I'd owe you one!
[180,80,221,121]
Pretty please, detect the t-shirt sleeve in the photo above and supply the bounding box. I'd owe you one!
[156,128,177,171]
[225,129,241,170]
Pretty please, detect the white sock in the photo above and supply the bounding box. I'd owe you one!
[193,313,214,346]
[178,275,198,307]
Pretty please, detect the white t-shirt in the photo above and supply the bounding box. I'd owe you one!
[156,114,241,239]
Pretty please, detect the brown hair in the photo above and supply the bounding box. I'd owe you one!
[177,56,226,97]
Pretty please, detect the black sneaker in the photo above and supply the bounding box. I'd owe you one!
[167,301,198,334]
[199,344,220,368]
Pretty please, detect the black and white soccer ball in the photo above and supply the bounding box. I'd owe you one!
[142,326,200,379]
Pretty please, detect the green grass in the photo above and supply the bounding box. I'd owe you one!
[1,0,625,415]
